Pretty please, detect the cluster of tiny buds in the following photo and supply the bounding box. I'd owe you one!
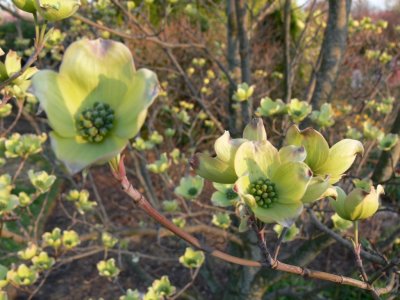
[76,102,115,143]
[248,178,278,208]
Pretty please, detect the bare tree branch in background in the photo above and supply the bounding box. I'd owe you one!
[226,0,239,134]
[234,0,252,127]
[283,0,292,102]
[310,0,352,107]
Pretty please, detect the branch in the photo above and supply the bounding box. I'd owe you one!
[110,157,390,292]
[308,209,386,265]
[73,14,205,49]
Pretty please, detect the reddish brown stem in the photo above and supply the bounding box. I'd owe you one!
[113,167,389,293]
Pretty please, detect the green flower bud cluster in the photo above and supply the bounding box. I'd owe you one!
[13,0,81,21]
[179,247,205,269]
[101,232,118,249]
[65,189,97,215]
[97,258,120,278]
[119,289,140,300]
[233,83,255,102]
[0,103,12,118]
[32,251,55,271]
[18,243,39,260]
[212,212,231,229]
[248,178,278,209]
[132,131,164,151]
[172,217,186,228]
[42,228,80,250]
[174,175,204,200]
[144,276,176,300]
[18,192,31,207]
[7,264,38,286]
[76,102,115,143]
[146,153,169,174]
[0,174,18,215]
[1,133,47,159]
[162,200,180,213]
[28,170,56,194]
[62,230,80,249]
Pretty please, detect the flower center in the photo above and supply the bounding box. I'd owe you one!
[248,178,278,209]
[76,102,115,143]
[187,187,198,196]
[225,188,237,200]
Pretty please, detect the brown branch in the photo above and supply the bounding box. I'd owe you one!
[308,209,386,265]
[111,160,390,292]
[73,14,205,49]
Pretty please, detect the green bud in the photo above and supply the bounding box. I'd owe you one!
[12,0,37,13]
[146,153,170,174]
[378,133,399,151]
[28,170,56,194]
[18,192,31,207]
[119,289,140,300]
[174,175,204,200]
[287,98,312,123]
[42,227,62,249]
[330,185,384,221]
[18,242,38,260]
[31,251,55,271]
[0,103,12,118]
[256,97,286,117]
[7,264,38,286]
[211,212,231,229]
[309,103,335,128]
[179,247,205,269]
[148,276,176,298]
[162,200,180,212]
[232,83,255,102]
[149,131,163,144]
[34,0,81,21]
[62,230,80,250]
[172,217,185,228]
[97,258,120,278]
[4,133,47,158]
[101,232,118,249]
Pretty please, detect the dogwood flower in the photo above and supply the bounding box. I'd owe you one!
[256,97,286,117]
[330,185,384,221]
[192,118,266,184]
[32,39,158,173]
[234,140,312,226]
[34,0,81,21]
[284,125,364,184]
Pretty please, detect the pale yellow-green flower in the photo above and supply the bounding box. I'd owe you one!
[32,39,159,173]
[192,118,266,184]
[179,247,205,269]
[330,185,384,221]
[234,140,312,226]
[284,125,364,184]
[34,0,81,21]
[12,0,36,13]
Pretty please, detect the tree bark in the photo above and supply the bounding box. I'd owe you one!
[283,0,292,102]
[372,106,400,183]
[309,0,352,107]
[227,0,239,134]
[234,0,252,127]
